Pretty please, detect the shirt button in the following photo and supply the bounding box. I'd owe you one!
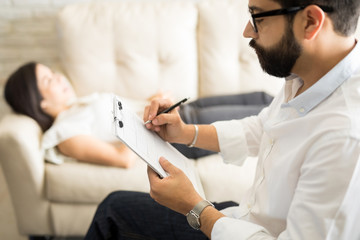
[247,203,252,209]
[299,107,305,113]
[256,176,263,185]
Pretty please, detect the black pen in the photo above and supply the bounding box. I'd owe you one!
[144,97,190,124]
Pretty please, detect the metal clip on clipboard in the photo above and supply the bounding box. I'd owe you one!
[113,98,124,128]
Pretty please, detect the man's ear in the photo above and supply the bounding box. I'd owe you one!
[302,5,326,40]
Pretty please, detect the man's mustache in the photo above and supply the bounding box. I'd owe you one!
[249,39,256,49]
[249,39,263,51]
[249,39,264,54]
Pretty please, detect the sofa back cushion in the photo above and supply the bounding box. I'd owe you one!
[57,1,199,101]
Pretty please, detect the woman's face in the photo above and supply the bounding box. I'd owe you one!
[36,64,76,116]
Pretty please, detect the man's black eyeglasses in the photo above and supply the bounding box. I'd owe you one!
[250,5,334,33]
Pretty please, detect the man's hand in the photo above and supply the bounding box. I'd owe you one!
[144,98,220,152]
[147,157,203,215]
[143,98,194,145]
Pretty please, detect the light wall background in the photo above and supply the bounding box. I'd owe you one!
[0,0,135,239]
[1,0,360,239]
[1,0,78,86]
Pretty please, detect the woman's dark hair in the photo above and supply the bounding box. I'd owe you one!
[273,0,360,36]
[4,62,54,132]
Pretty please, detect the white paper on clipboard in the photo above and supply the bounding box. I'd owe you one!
[112,96,201,193]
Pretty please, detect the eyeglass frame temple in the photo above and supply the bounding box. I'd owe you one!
[250,5,334,32]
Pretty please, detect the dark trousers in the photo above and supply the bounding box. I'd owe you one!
[85,191,238,240]
[174,91,273,158]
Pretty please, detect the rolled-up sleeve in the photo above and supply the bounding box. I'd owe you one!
[212,108,267,166]
[212,120,248,165]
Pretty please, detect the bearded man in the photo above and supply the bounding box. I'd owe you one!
[85,0,360,239]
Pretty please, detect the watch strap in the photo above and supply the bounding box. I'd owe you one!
[192,200,214,217]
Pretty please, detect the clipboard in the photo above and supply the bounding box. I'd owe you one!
[112,96,201,193]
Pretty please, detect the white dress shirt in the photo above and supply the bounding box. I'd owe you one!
[211,41,360,239]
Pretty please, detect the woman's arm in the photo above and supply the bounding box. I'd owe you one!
[57,135,136,168]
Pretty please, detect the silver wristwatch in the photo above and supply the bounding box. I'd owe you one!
[186,200,214,230]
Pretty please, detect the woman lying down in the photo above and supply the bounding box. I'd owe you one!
[4,62,273,168]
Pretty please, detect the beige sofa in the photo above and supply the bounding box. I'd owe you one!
[0,0,284,238]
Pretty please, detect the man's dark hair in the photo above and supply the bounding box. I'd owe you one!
[4,62,54,132]
[272,0,360,36]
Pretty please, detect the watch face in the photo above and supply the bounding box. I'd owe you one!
[187,211,200,230]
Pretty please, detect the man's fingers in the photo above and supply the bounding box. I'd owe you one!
[147,98,173,121]
[152,112,180,126]
[147,166,161,184]
[143,105,150,123]
[159,157,180,175]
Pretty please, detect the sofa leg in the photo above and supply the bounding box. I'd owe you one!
[29,236,54,240]
[29,237,84,240]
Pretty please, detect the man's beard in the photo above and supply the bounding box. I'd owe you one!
[249,25,302,78]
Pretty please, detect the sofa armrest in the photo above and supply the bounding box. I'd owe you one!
[0,114,52,235]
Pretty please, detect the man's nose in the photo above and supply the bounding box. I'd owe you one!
[243,20,258,39]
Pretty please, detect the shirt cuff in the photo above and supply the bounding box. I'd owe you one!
[211,217,270,240]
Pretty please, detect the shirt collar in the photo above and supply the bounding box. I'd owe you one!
[282,40,360,116]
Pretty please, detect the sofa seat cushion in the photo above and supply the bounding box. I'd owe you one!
[46,156,205,204]
[50,203,97,236]
[45,158,150,204]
